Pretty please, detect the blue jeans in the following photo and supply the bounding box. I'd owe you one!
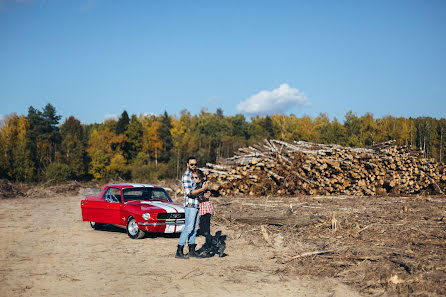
[178,207,200,246]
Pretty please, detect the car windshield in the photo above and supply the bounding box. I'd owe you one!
[122,187,172,203]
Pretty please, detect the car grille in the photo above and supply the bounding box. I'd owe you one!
[157,213,185,220]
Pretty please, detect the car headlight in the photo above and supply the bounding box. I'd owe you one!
[142,213,151,220]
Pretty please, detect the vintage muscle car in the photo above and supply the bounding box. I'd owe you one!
[80,183,185,239]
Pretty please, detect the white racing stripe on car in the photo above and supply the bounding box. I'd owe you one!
[166,204,184,213]
[165,224,175,233]
[148,201,178,213]
[139,200,175,212]
[138,201,184,233]
[137,201,184,214]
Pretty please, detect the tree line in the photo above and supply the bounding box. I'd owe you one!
[0,104,445,183]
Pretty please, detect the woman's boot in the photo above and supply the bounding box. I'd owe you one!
[175,245,189,259]
[201,235,213,257]
[188,244,202,258]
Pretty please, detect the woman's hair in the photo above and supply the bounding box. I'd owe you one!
[193,168,206,181]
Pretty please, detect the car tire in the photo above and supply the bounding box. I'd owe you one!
[126,216,145,239]
[90,221,103,230]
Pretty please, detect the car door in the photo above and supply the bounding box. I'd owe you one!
[81,189,103,222]
[82,187,122,225]
[101,187,123,225]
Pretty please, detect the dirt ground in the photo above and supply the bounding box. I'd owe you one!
[0,189,445,296]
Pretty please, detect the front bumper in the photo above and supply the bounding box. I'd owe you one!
[137,219,185,233]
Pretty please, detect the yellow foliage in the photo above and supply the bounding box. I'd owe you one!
[107,154,127,174]
[143,121,163,158]
[87,128,128,156]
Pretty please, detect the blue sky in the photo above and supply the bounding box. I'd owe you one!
[1,0,445,124]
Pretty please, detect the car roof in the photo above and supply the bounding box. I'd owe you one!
[106,183,163,190]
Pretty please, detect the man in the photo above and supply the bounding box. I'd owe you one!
[176,157,209,259]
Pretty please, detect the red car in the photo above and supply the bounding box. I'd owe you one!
[80,183,185,239]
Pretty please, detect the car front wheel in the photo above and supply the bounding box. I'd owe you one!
[126,216,145,239]
[90,221,103,230]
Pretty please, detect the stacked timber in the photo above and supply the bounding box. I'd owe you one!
[203,140,446,196]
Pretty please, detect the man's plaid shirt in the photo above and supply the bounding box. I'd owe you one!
[182,169,200,208]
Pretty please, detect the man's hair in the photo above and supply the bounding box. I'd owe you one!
[186,156,197,164]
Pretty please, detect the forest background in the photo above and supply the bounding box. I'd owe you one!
[0,103,445,184]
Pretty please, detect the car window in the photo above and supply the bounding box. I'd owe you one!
[104,188,121,203]
[123,188,172,203]
[151,190,168,200]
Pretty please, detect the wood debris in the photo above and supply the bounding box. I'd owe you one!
[203,139,446,196]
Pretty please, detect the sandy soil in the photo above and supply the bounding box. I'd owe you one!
[0,194,360,297]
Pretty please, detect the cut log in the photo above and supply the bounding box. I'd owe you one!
[202,139,446,196]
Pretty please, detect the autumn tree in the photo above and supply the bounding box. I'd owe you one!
[293,115,317,141]
[125,114,143,161]
[170,110,193,178]
[438,119,446,163]
[3,103,446,183]
[0,114,31,181]
[414,117,439,158]
[87,127,129,180]
[344,111,362,147]
[357,113,376,145]
[314,113,331,144]
[60,116,88,180]
[142,118,163,166]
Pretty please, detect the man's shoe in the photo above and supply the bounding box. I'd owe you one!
[175,245,189,259]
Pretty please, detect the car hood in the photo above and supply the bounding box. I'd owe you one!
[127,201,184,213]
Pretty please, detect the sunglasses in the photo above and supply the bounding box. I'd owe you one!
[192,176,200,180]
[189,163,197,167]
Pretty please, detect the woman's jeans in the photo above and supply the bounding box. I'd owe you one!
[178,207,200,246]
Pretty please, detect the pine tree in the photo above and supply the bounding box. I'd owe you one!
[159,111,173,163]
[60,116,87,179]
[262,116,275,139]
[116,110,130,135]
[25,104,61,181]
[125,115,143,161]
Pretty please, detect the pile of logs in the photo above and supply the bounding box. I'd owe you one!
[203,140,446,196]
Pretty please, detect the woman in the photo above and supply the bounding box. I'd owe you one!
[192,169,213,257]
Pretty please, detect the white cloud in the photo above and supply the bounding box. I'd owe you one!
[237,84,310,115]
[142,112,156,118]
